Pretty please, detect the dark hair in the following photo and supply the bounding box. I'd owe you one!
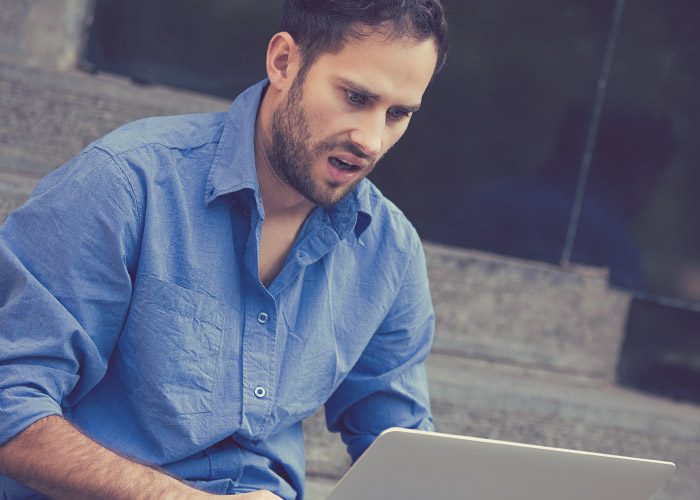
[280,0,449,76]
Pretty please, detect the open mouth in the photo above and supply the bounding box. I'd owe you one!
[329,156,360,172]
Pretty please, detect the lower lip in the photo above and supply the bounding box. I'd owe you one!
[326,158,361,184]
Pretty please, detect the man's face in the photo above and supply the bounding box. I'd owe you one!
[266,29,438,207]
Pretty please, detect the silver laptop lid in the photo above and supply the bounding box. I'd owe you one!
[326,428,676,500]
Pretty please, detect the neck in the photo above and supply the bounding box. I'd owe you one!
[254,87,315,219]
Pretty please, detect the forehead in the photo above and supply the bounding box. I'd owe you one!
[305,30,438,103]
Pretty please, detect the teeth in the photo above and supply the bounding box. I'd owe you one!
[331,157,355,171]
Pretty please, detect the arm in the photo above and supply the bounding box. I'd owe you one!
[0,150,281,500]
[0,417,281,499]
[325,233,435,461]
[0,151,187,499]
[0,416,281,499]
[0,415,209,499]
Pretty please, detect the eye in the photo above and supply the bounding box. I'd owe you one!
[387,108,411,121]
[345,89,368,106]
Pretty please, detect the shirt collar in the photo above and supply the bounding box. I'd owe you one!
[205,79,373,239]
[329,179,372,240]
[205,79,266,215]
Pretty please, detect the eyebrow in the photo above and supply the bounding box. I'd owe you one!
[338,77,422,113]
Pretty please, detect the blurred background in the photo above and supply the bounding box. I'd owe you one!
[1,1,699,498]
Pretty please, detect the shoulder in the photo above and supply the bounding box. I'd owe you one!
[81,111,229,209]
[92,111,228,157]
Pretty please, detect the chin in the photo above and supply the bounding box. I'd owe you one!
[311,186,349,208]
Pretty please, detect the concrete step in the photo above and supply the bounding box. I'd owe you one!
[426,243,631,381]
[304,353,700,500]
[304,476,337,500]
[0,171,36,223]
[305,476,336,500]
[0,61,228,178]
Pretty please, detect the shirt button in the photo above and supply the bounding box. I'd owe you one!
[257,311,269,324]
[254,386,266,398]
[243,208,251,217]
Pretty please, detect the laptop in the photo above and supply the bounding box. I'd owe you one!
[326,428,676,500]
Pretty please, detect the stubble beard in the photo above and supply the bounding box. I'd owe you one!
[266,74,375,208]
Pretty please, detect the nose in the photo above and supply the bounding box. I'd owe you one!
[349,112,384,158]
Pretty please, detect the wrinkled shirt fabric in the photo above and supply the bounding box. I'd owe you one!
[0,80,435,499]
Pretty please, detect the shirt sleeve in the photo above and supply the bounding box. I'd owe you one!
[324,233,436,462]
[0,146,140,446]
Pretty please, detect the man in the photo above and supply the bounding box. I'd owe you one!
[0,1,448,497]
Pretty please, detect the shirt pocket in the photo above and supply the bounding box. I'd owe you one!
[119,274,224,416]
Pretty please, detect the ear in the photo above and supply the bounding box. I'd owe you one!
[266,32,301,92]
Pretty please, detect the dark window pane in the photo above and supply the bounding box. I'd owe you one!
[83,0,280,97]
[571,0,700,303]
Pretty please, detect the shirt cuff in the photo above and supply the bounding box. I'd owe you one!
[0,388,63,447]
[347,415,435,462]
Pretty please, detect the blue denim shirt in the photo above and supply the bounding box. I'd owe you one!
[0,80,435,499]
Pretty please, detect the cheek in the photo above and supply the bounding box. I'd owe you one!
[306,106,341,144]
[304,89,345,132]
